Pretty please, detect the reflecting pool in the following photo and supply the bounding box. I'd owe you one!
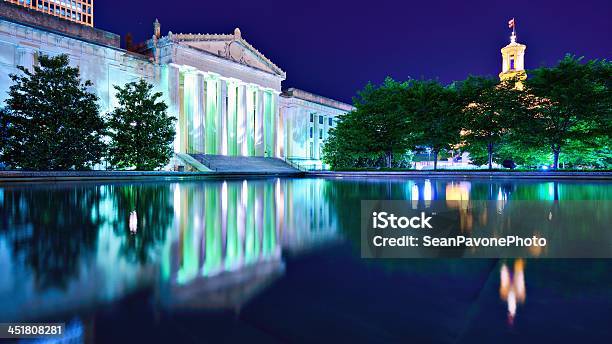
[0,178,610,342]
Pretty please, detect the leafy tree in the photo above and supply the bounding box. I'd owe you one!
[459,76,525,170]
[322,113,368,169]
[522,55,611,169]
[406,80,463,170]
[0,108,9,157]
[323,77,414,169]
[107,79,176,170]
[561,137,611,169]
[1,54,106,170]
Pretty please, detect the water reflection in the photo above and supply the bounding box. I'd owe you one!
[500,259,526,325]
[0,179,340,320]
[0,185,103,290]
[0,178,609,329]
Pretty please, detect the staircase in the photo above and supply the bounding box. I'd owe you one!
[189,154,301,174]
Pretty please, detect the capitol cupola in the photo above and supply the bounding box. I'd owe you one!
[499,18,527,82]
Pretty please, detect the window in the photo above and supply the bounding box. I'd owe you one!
[319,129,323,140]
[310,127,313,138]
[509,55,515,70]
[319,116,323,124]
[310,113,314,122]
[329,118,333,126]
[309,142,314,158]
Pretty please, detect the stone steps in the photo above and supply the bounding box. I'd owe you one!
[190,154,300,174]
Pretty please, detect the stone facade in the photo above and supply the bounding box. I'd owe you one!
[0,17,153,113]
[0,6,353,168]
[280,88,354,169]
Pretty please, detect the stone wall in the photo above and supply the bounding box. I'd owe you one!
[0,18,155,113]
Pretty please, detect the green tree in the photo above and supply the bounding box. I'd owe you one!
[1,54,106,170]
[522,55,611,169]
[459,76,525,170]
[406,80,463,170]
[0,108,9,158]
[323,77,414,169]
[107,79,176,170]
[561,137,611,169]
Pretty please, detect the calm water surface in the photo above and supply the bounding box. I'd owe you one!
[0,177,610,343]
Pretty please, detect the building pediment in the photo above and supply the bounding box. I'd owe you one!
[167,28,285,78]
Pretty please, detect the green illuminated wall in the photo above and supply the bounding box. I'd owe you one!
[227,84,238,156]
[246,88,256,156]
[205,78,218,154]
[263,91,274,158]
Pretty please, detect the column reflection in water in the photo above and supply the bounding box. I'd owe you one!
[160,178,338,311]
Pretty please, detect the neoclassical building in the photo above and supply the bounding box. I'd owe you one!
[0,1,353,169]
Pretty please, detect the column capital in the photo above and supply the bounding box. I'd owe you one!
[222,77,243,86]
[205,72,222,80]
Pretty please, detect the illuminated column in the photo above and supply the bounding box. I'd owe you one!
[274,93,283,158]
[226,80,238,156]
[246,86,256,156]
[255,88,265,156]
[183,69,198,153]
[237,84,248,156]
[205,75,219,154]
[262,91,273,158]
[197,72,207,153]
[219,79,228,155]
[167,64,181,153]
[179,70,187,154]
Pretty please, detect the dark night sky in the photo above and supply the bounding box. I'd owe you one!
[95,0,610,104]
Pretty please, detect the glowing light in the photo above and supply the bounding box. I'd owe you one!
[424,180,432,207]
[499,260,526,325]
[446,182,471,201]
[129,211,137,234]
[411,184,419,209]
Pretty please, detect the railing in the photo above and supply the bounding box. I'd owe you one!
[282,157,330,172]
[281,157,305,171]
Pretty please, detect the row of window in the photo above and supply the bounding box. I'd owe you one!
[309,113,334,126]
[8,0,93,25]
[309,127,324,140]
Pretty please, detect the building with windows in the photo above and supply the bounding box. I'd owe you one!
[0,0,352,170]
[3,0,94,26]
[279,88,354,170]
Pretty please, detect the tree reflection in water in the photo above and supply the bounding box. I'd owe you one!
[108,183,174,264]
[0,185,103,290]
[0,178,609,330]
